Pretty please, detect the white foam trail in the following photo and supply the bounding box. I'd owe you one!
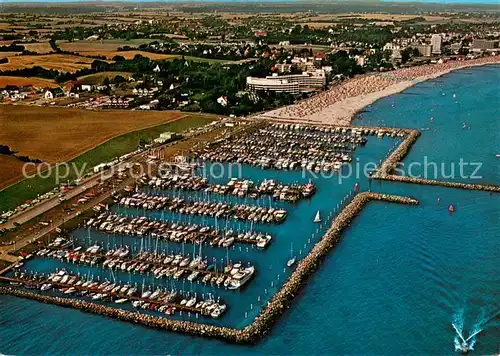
[452,323,467,344]
[465,327,483,342]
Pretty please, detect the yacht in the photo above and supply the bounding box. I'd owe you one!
[227,266,255,290]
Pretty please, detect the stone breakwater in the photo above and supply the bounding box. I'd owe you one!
[239,192,419,343]
[0,286,241,342]
[374,129,500,193]
[375,129,421,176]
[377,175,500,193]
[0,192,419,344]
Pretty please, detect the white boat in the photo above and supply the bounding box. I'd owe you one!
[256,234,271,249]
[227,266,255,290]
[287,242,296,267]
[313,210,321,223]
[115,298,128,304]
[40,283,52,291]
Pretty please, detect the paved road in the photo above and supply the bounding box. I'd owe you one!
[1,177,101,229]
[0,177,133,261]
[0,122,225,230]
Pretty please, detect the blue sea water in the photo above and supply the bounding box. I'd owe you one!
[1,66,499,354]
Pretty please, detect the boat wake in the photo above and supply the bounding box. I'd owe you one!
[452,306,500,352]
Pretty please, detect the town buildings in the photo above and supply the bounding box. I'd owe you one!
[246,70,327,94]
[431,34,442,55]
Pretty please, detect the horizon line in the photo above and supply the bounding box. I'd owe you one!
[2,0,500,5]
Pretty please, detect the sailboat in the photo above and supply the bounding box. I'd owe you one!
[287,242,296,267]
[313,210,321,223]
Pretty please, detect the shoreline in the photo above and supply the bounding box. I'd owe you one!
[258,56,500,126]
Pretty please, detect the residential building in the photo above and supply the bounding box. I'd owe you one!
[472,39,499,52]
[431,34,442,55]
[417,44,432,57]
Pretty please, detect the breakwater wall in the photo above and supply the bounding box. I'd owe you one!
[239,192,419,343]
[0,192,419,344]
[374,128,500,193]
[374,129,420,176]
[0,286,241,342]
[377,174,500,193]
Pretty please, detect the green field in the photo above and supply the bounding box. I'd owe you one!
[0,115,213,213]
[77,71,132,85]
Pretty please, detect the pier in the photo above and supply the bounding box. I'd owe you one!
[85,213,273,248]
[373,128,500,193]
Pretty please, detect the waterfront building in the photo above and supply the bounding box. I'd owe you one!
[431,34,442,55]
[417,44,432,57]
[246,70,326,94]
[472,39,499,52]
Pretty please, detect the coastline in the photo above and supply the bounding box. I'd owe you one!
[258,56,500,126]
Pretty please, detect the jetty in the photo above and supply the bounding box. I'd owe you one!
[373,128,500,193]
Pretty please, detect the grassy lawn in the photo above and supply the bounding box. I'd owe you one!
[0,115,213,213]
[182,56,237,64]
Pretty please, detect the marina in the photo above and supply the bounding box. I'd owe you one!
[1,65,499,353]
[85,212,273,249]
[140,174,317,202]
[1,117,399,333]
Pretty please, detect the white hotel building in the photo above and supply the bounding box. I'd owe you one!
[246,70,327,94]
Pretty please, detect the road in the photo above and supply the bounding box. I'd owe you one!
[0,177,133,261]
[0,119,229,230]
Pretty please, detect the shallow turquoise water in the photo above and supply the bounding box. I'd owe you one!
[1,66,499,354]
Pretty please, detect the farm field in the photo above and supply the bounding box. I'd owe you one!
[0,105,193,164]
[0,155,28,190]
[22,42,53,54]
[0,109,215,212]
[0,54,96,72]
[0,76,59,88]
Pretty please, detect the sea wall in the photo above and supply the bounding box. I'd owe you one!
[239,192,419,343]
[0,286,241,342]
[374,128,500,193]
[0,192,419,344]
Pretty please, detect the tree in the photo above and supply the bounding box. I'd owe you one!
[112,55,126,61]
[112,75,127,84]
[138,138,148,148]
[400,48,412,64]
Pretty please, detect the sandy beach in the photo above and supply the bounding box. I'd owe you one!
[258,56,500,126]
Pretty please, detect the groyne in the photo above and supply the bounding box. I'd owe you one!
[239,192,419,343]
[374,128,500,193]
[0,192,418,344]
[0,286,241,342]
